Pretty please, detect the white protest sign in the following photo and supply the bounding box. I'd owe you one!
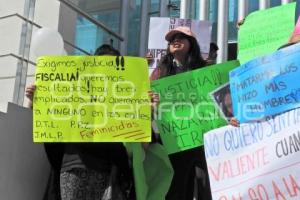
[204,108,300,200]
[147,17,212,70]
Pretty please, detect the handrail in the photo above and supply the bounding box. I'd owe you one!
[0,13,90,55]
[64,40,90,55]
[0,13,41,28]
[0,53,36,65]
[57,0,124,41]
[0,74,34,80]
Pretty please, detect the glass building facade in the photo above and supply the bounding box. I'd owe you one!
[72,0,292,57]
[0,0,293,110]
[0,0,296,111]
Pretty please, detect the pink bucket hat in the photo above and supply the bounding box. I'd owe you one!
[165,26,196,42]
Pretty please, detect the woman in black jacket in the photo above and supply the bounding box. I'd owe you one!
[151,26,211,200]
[26,44,134,200]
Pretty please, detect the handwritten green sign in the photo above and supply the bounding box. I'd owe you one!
[33,56,151,142]
[125,143,173,200]
[151,60,239,154]
[238,3,295,64]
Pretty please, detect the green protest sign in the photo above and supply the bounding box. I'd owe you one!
[238,3,295,64]
[125,143,173,200]
[144,144,173,200]
[129,143,148,200]
[151,60,239,154]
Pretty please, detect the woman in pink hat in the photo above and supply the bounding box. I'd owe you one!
[151,26,206,79]
[151,26,212,200]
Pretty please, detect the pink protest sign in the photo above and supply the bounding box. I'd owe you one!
[293,17,300,35]
[289,16,300,42]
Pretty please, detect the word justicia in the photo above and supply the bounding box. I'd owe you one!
[79,56,126,71]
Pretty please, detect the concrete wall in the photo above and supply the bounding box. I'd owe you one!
[0,0,61,112]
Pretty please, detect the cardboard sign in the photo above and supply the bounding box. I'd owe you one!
[238,3,295,64]
[151,60,239,154]
[204,108,300,200]
[34,56,151,142]
[125,143,173,200]
[230,43,300,123]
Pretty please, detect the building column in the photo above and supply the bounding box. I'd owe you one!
[139,0,151,56]
[160,0,170,17]
[120,0,129,55]
[180,0,190,19]
[281,0,291,4]
[13,0,36,105]
[217,0,229,63]
[238,0,248,21]
[259,0,270,10]
[199,0,209,20]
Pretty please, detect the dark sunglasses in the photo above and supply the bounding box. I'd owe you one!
[169,33,188,43]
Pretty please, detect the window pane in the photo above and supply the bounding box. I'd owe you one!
[73,0,121,55]
[248,0,259,13]
[127,0,142,55]
[170,0,180,17]
[150,0,159,15]
[189,0,198,19]
[209,0,218,42]
[270,0,282,7]
[228,0,238,41]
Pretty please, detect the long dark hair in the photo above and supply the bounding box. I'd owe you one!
[158,35,206,77]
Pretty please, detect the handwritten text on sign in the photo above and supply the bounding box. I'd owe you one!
[151,60,239,154]
[238,2,295,64]
[230,42,300,123]
[33,56,151,142]
[204,108,300,200]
